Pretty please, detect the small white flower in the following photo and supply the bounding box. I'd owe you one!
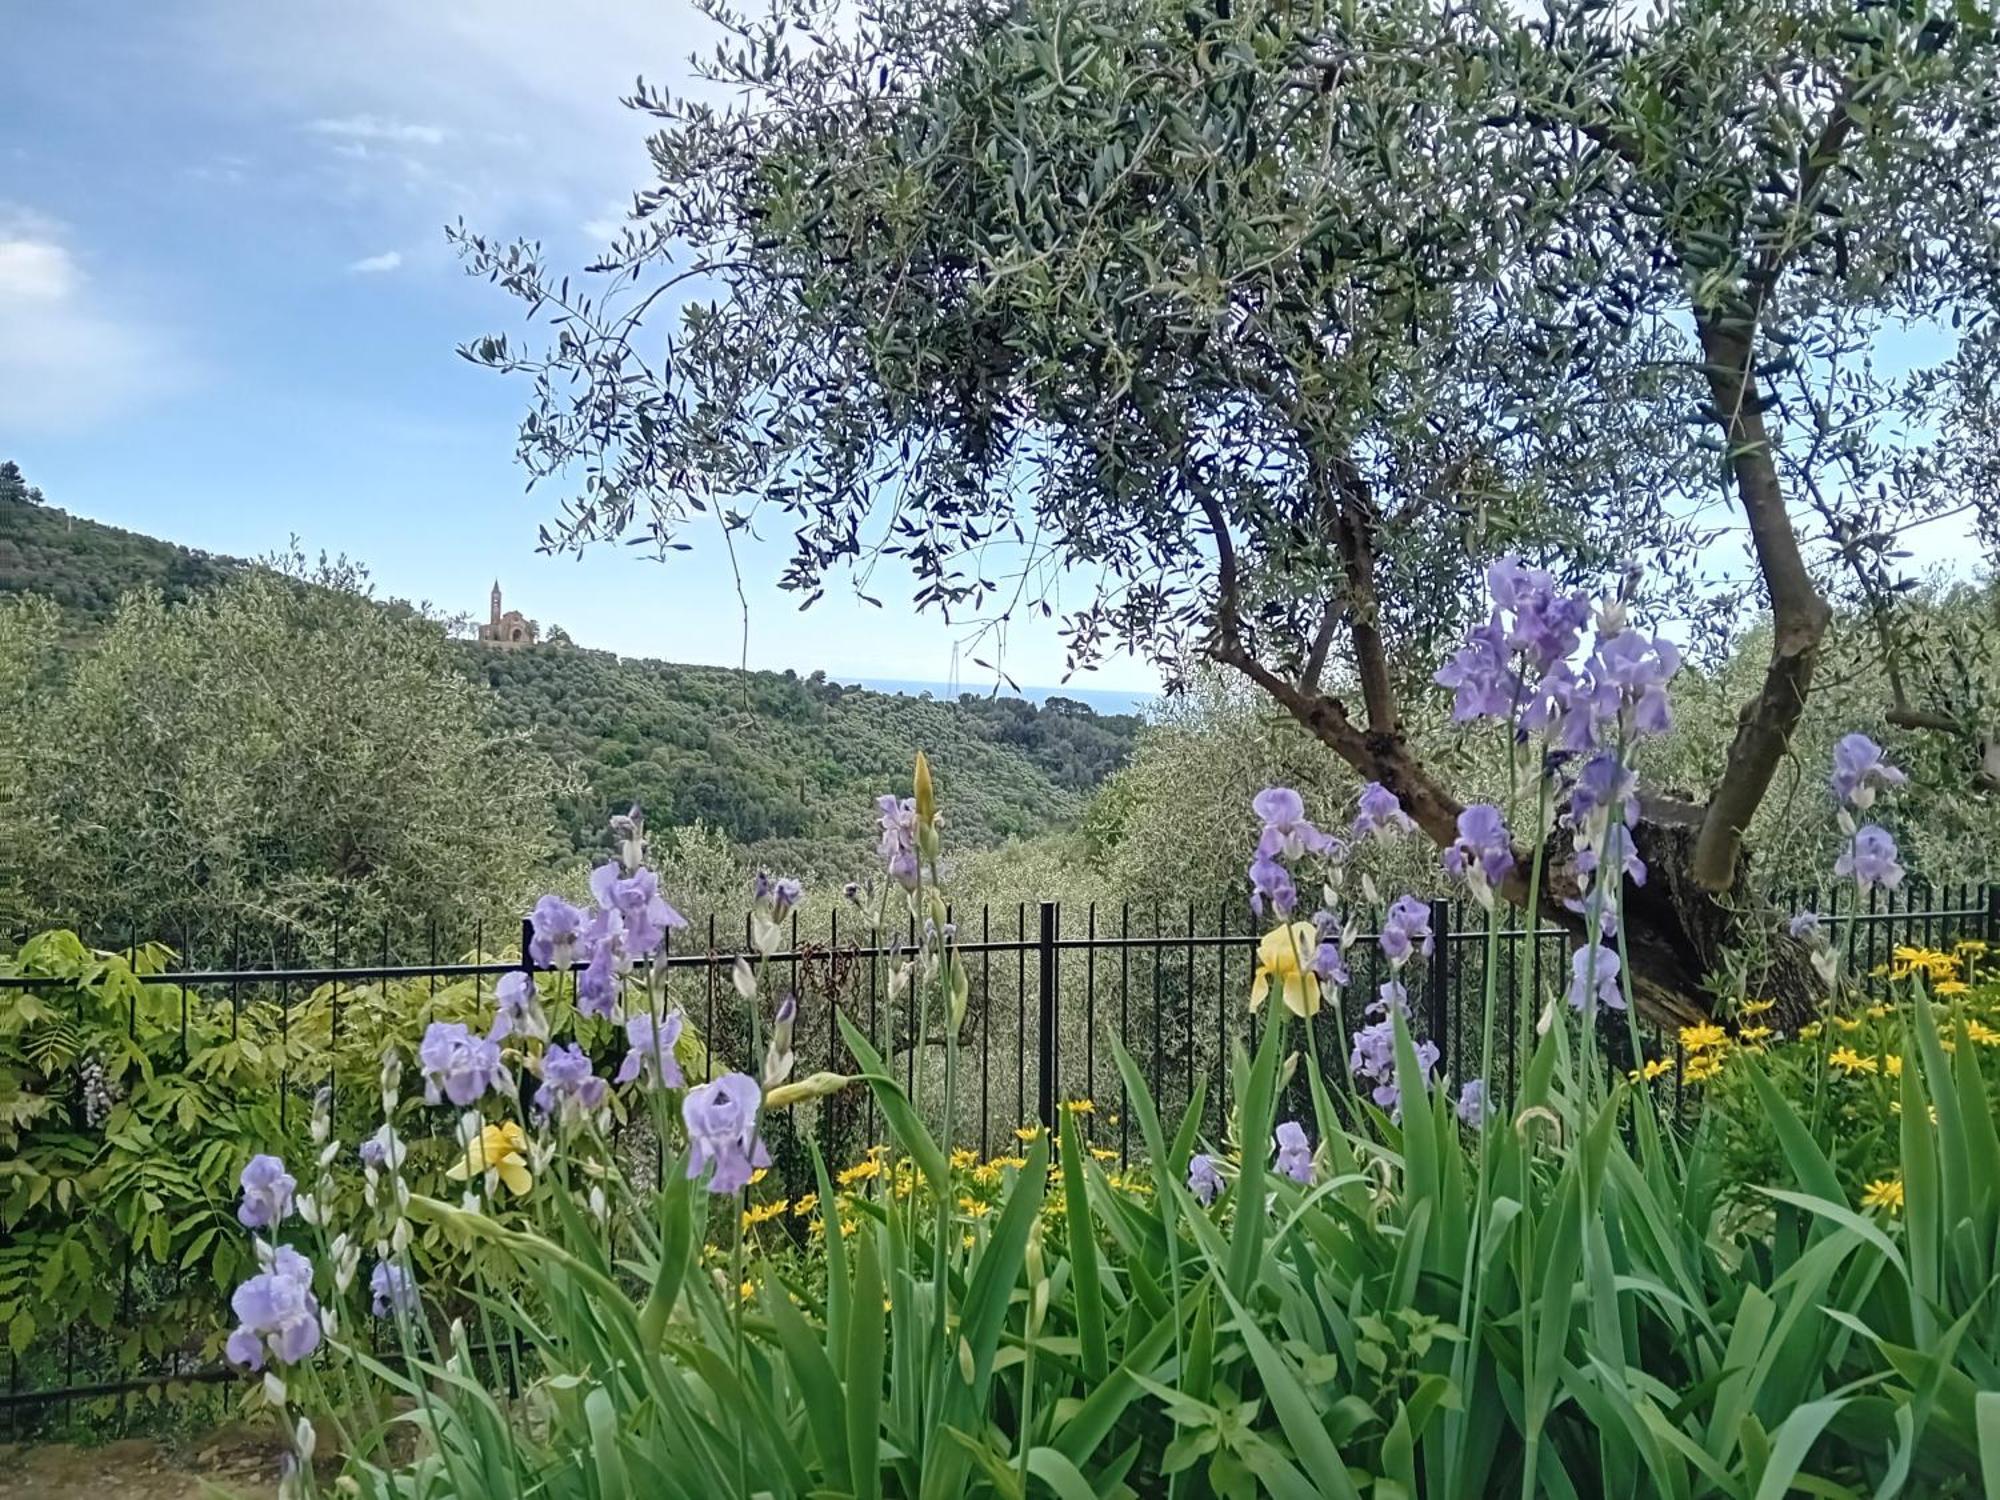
[296,1193,322,1227]
[318,1141,341,1169]
[457,1111,483,1147]
[262,1371,288,1409]
[588,1185,608,1222]
[732,955,757,998]
[295,1417,317,1463]
[390,1219,411,1253]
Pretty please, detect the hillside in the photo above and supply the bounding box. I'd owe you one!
[0,473,1142,856]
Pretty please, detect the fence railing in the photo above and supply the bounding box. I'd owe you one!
[4,880,1995,1426]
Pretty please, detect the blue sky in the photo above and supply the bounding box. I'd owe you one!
[0,0,1157,695]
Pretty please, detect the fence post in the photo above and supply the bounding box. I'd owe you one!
[1428,898,1451,1072]
[1986,883,1999,947]
[1038,901,1059,1129]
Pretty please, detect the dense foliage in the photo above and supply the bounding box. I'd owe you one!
[466,641,1140,853]
[0,473,244,628]
[455,0,2000,1017]
[0,476,1142,879]
[73,720,1999,1499]
[0,563,570,956]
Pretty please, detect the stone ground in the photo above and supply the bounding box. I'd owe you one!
[0,1430,282,1499]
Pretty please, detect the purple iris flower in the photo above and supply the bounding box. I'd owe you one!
[1836,825,1904,892]
[534,1043,608,1121]
[605,866,687,957]
[1248,851,1297,920]
[575,937,620,1021]
[1378,895,1433,967]
[1352,782,1416,842]
[1566,945,1626,1014]
[1590,630,1680,739]
[1311,941,1349,987]
[614,1009,686,1089]
[1490,558,1590,675]
[1456,1079,1489,1128]
[1830,734,1906,811]
[1788,910,1823,943]
[1577,822,1647,888]
[418,1021,504,1107]
[224,1247,320,1371]
[1443,804,1516,893]
[683,1072,771,1195]
[1188,1153,1223,1206]
[1347,1020,1437,1116]
[1434,613,1521,722]
[1273,1122,1314,1184]
[876,795,921,889]
[369,1259,417,1319]
[1569,752,1639,834]
[528,895,584,967]
[492,971,546,1042]
[1252,787,1336,860]
[1369,980,1408,1019]
[236,1154,296,1231]
[1521,661,1599,752]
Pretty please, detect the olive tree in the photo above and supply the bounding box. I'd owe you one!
[453,0,1999,1017]
[2,559,573,956]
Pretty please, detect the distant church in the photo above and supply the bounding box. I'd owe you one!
[477,581,539,648]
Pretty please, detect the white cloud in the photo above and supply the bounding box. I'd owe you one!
[348,249,403,273]
[0,237,77,301]
[188,1,713,235]
[0,208,184,433]
[306,114,449,147]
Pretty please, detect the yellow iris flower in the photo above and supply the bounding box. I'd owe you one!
[1250,923,1322,1018]
[446,1121,533,1196]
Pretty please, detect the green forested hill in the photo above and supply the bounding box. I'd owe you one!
[0,463,246,625]
[465,644,1138,854]
[0,473,1141,859]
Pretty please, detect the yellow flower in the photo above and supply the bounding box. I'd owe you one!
[1679,1023,1728,1053]
[837,1159,883,1186]
[740,1279,758,1301]
[1062,1098,1095,1115]
[1881,1054,1903,1078]
[792,1192,818,1219]
[1828,1046,1878,1076]
[1250,923,1322,1018]
[1935,980,1970,997]
[742,1199,789,1231]
[1954,939,1987,957]
[749,1168,769,1186]
[1835,1016,1863,1032]
[1683,1052,1726,1084]
[957,1195,992,1219]
[1628,1059,1673,1083]
[446,1121,533,1196]
[840,1217,859,1238]
[1014,1126,1044,1142]
[1860,1178,1904,1213]
[1966,1020,2000,1046]
[1865,1003,1891,1020]
[1740,998,1776,1017]
[1090,1147,1119,1162]
[962,1232,976,1250]
[1798,1022,1823,1040]
[992,1155,1028,1171]
[950,1148,978,1170]
[971,1162,1002,1187]
[1739,1025,1773,1043]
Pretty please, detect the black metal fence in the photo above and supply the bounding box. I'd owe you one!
[4,880,1994,1427]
